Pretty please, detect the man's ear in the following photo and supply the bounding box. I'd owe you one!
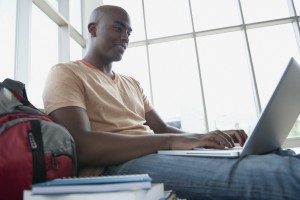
[88,23,97,37]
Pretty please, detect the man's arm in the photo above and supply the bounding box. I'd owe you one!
[50,106,246,167]
[49,106,173,166]
[145,109,185,133]
[145,109,247,146]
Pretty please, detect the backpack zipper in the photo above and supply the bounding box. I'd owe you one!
[28,120,46,183]
[51,152,59,170]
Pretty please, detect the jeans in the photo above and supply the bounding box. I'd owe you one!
[102,149,300,200]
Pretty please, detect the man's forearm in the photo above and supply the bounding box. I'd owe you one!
[75,131,172,166]
[161,125,186,134]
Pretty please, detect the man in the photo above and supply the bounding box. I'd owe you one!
[43,5,300,200]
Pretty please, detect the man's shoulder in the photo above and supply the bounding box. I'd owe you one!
[53,60,81,69]
[118,73,139,84]
[117,74,144,92]
[51,61,87,75]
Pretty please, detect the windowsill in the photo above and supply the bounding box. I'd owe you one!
[290,147,300,154]
[283,137,300,150]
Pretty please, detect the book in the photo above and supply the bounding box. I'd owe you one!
[164,190,177,200]
[24,183,164,200]
[163,190,186,200]
[32,174,152,195]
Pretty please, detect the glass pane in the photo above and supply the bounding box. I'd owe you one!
[144,0,193,39]
[241,0,290,23]
[247,24,300,108]
[0,0,17,81]
[247,24,300,137]
[103,0,145,42]
[197,31,257,133]
[149,39,206,133]
[70,38,83,61]
[70,0,82,33]
[290,121,300,137]
[294,0,300,14]
[113,46,151,98]
[191,0,240,31]
[29,4,59,108]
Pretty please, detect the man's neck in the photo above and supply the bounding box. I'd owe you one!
[82,56,114,79]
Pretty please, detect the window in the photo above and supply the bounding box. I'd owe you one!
[241,0,290,23]
[149,39,206,132]
[9,1,300,147]
[70,0,82,33]
[197,31,256,132]
[70,38,83,61]
[0,0,17,81]
[28,4,59,108]
[191,0,240,31]
[247,24,300,108]
[144,0,193,39]
[294,0,300,13]
[103,0,300,140]
[9,0,86,108]
[247,24,300,138]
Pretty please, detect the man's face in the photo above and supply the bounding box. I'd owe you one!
[93,9,132,63]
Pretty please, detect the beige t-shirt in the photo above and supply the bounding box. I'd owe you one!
[43,60,154,175]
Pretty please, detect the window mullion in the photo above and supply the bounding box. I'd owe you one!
[188,0,209,132]
[142,0,154,106]
[15,0,32,85]
[287,0,300,55]
[237,0,262,117]
[58,0,70,62]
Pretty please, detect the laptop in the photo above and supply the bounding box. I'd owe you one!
[158,57,300,158]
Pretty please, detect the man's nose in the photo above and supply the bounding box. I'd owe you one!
[120,31,129,43]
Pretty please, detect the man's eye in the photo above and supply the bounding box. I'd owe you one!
[113,26,123,32]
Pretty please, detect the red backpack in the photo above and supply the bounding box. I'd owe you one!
[0,78,77,200]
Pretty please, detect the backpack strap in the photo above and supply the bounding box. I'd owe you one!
[1,78,33,107]
[1,79,26,97]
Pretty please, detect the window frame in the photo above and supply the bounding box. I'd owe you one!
[12,0,300,148]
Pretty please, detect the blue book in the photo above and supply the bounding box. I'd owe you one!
[32,174,152,194]
[25,183,165,199]
[33,174,152,186]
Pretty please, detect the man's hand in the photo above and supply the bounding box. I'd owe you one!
[168,129,248,150]
[221,129,248,147]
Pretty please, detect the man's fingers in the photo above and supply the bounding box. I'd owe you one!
[235,129,245,146]
[212,130,234,148]
[224,129,248,146]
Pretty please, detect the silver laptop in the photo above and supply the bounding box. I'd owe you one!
[158,57,300,158]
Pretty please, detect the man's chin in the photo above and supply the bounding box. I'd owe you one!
[113,55,124,62]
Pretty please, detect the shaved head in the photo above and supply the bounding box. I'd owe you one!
[89,5,128,25]
[84,5,132,66]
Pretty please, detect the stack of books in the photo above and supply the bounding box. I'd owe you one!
[23,174,165,200]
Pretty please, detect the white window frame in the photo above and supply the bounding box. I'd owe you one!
[13,0,300,148]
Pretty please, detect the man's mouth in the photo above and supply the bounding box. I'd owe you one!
[115,43,127,50]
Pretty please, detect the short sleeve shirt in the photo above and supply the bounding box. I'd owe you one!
[43,60,154,135]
